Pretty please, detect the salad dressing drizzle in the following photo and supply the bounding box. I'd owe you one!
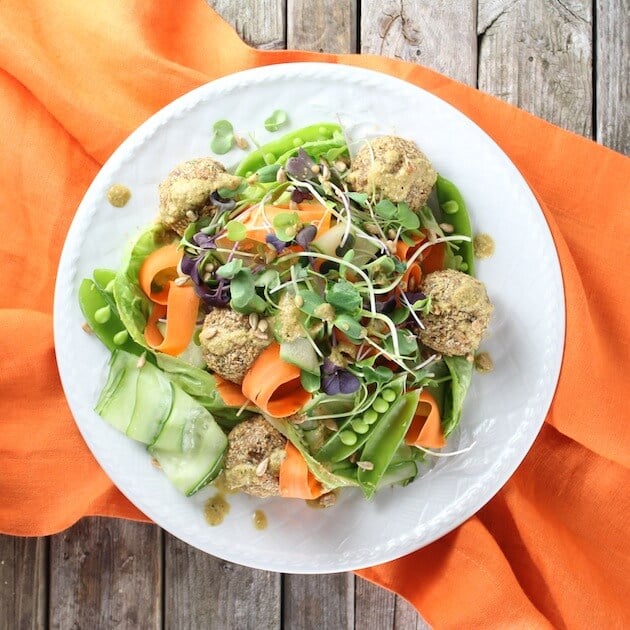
[253,510,268,530]
[204,493,230,526]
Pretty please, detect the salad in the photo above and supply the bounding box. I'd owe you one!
[79,121,493,507]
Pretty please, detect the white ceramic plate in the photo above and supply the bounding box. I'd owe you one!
[54,63,564,573]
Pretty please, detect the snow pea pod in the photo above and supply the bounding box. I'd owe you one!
[235,123,342,176]
[357,390,420,498]
[435,175,475,276]
[78,279,145,356]
[315,377,405,463]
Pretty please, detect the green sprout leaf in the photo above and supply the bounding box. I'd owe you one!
[325,280,362,315]
[297,290,326,317]
[333,314,364,341]
[397,202,421,230]
[348,192,369,208]
[216,259,243,279]
[264,109,289,132]
[374,199,397,219]
[211,119,234,154]
[225,220,247,242]
[257,164,281,183]
[360,365,394,385]
[230,270,267,314]
[412,295,432,315]
[273,211,299,242]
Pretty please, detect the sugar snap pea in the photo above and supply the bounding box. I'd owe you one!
[234,123,342,176]
[435,175,475,276]
[356,390,420,498]
[315,377,405,463]
[79,279,144,355]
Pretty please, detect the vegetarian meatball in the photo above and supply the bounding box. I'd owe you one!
[346,136,437,211]
[418,269,493,356]
[199,308,272,384]
[158,157,242,235]
[224,416,286,498]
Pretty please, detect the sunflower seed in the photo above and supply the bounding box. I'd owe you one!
[323,418,339,431]
[294,295,304,307]
[204,327,217,339]
[439,222,454,234]
[234,134,249,150]
[334,160,347,172]
[256,458,269,476]
[248,313,259,329]
[81,322,93,334]
[136,353,147,369]
[151,458,161,469]
[276,167,287,183]
[185,210,198,221]
[174,275,190,286]
[356,461,374,471]
[257,319,269,332]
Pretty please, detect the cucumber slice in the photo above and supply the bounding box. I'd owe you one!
[377,461,418,489]
[126,361,174,444]
[280,337,319,375]
[149,387,228,495]
[95,351,140,433]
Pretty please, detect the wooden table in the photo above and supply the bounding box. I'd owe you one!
[1,2,627,628]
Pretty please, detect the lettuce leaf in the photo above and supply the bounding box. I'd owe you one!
[113,224,175,348]
[442,355,474,436]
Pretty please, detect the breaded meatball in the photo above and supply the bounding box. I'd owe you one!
[224,416,286,498]
[346,136,437,211]
[418,269,493,356]
[158,158,242,235]
[199,308,272,384]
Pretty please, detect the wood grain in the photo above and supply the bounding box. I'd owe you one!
[49,519,161,629]
[355,577,426,629]
[478,0,593,136]
[282,573,354,629]
[288,1,357,52]
[208,0,286,49]
[0,535,47,629]
[360,0,478,85]
[164,533,281,629]
[596,0,629,153]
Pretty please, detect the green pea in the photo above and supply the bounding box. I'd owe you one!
[351,419,369,434]
[363,409,379,425]
[339,430,357,446]
[382,389,396,403]
[441,200,459,215]
[373,398,389,414]
[94,305,111,324]
[292,137,304,147]
[113,330,129,346]
[264,152,275,164]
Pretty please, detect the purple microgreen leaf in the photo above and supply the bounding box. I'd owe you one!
[295,224,317,249]
[291,188,313,203]
[285,148,316,180]
[210,191,236,212]
[265,233,288,252]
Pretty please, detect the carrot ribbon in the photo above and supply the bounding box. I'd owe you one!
[405,390,446,448]
[138,245,200,356]
[241,343,311,418]
[279,442,325,500]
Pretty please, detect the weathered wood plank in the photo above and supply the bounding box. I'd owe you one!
[288,0,357,53]
[595,0,629,154]
[355,578,427,629]
[0,535,47,629]
[360,0,478,85]
[49,519,161,629]
[478,0,593,137]
[208,0,287,50]
[282,573,354,629]
[163,534,281,629]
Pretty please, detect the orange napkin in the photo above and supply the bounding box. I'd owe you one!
[0,1,628,627]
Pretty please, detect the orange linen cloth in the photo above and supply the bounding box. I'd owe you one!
[0,1,628,627]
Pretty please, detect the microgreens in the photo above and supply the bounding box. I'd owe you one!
[210,119,234,154]
[264,109,289,132]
